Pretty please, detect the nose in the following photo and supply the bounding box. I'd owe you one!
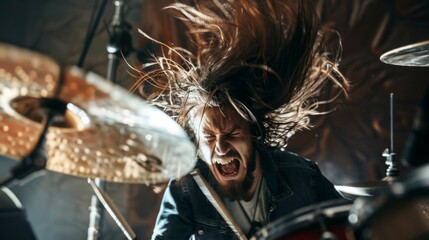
[214,135,229,156]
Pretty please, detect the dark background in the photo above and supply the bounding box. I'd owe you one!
[0,0,428,239]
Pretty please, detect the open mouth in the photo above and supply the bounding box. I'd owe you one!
[215,158,240,176]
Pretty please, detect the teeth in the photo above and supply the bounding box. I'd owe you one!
[216,158,234,165]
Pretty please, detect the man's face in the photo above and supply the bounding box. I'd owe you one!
[194,104,261,200]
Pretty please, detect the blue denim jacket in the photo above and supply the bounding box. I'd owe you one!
[151,150,344,240]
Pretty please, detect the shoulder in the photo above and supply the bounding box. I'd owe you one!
[265,149,318,172]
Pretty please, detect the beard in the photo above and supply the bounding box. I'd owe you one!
[215,147,257,201]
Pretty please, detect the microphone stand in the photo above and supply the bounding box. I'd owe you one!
[85,1,133,239]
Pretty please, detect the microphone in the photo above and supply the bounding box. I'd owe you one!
[401,87,429,167]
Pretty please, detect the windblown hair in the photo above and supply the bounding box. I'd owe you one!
[131,0,348,149]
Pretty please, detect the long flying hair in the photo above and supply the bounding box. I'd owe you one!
[131,0,348,149]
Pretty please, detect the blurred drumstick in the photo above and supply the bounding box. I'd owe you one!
[88,178,137,240]
[191,169,247,240]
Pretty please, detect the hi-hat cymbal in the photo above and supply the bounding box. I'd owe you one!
[0,43,196,184]
[380,40,429,67]
[336,179,393,197]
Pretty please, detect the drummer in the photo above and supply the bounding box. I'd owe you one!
[135,0,349,239]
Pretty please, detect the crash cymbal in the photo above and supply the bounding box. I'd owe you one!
[380,40,429,67]
[0,43,196,184]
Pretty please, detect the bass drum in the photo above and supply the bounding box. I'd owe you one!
[251,198,353,240]
[349,164,429,240]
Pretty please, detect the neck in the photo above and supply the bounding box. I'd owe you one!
[243,151,262,201]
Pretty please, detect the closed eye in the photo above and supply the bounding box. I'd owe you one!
[229,130,244,136]
[202,133,215,140]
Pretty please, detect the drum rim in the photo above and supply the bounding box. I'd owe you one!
[0,186,23,210]
[350,186,429,229]
[349,165,429,238]
[252,198,353,240]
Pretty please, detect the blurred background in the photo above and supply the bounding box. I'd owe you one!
[0,0,428,239]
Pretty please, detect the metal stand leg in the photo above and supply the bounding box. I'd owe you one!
[87,178,106,240]
[84,1,133,238]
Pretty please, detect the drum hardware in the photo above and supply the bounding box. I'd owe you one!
[380,40,429,167]
[80,0,135,238]
[347,44,429,239]
[336,93,399,198]
[88,178,137,240]
[77,0,109,69]
[0,96,71,187]
[348,163,429,240]
[106,0,133,83]
[250,198,353,240]
[380,40,429,67]
[382,93,399,179]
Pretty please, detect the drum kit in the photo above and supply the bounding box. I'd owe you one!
[251,40,429,240]
[252,164,429,240]
[0,1,428,238]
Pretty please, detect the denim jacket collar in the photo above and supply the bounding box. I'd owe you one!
[260,149,294,202]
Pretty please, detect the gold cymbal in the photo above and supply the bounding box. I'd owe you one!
[380,40,429,67]
[0,43,196,184]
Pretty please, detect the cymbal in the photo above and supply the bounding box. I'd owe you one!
[335,180,393,197]
[380,40,429,67]
[0,43,196,184]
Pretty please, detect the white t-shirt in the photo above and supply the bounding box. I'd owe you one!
[223,177,268,235]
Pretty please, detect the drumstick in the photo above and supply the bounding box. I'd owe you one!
[191,169,248,240]
[88,178,137,240]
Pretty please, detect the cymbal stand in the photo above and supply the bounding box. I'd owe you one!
[382,93,399,180]
[77,0,109,68]
[106,0,132,83]
[0,98,68,187]
[79,0,109,238]
[85,1,133,239]
[88,178,137,240]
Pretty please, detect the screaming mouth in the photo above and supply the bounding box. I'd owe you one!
[216,159,240,176]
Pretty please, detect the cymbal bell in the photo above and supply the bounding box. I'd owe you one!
[0,43,196,184]
[380,40,429,67]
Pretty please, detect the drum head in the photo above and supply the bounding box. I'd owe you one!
[252,198,353,240]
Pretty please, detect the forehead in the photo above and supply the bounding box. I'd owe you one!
[198,105,249,131]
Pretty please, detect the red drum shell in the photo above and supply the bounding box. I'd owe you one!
[252,198,353,240]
